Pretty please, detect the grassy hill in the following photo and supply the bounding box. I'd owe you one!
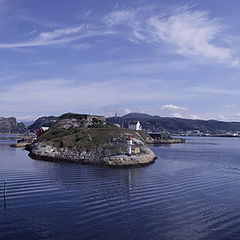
[36,113,151,153]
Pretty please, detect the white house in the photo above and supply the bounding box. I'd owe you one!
[41,127,49,131]
[128,121,142,131]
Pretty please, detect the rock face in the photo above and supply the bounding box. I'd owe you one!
[28,116,59,132]
[27,113,156,167]
[28,113,106,132]
[0,117,27,133]
[28,141,156,167]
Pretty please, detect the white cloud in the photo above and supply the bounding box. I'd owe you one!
[218,115,229,121]
[105,5,237,65]
[142,7,233,63]
[123,108,131,114]
[171,113,183,118]
[160,104,187,111]
[37,25,84,41]
[0,25,112,48]
[231,58,240,67]
[159,104,188,118]
[190,114,200,119]
[0,78,192,117]
[0,4,238,67]
[104,9,136,26]
[223,104,236,108]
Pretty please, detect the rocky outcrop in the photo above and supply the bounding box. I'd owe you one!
[28,116,59,132]
[0,117,27,133]
[28,113,106,132]
[27,113,156,167]
[28,142,156,167]
[28,139,156,167]
[145,138,185,144]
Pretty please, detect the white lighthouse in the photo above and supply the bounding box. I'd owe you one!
[127,136,133,155]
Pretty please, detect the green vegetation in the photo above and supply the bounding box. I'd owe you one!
[59,113,88,120]
[37,120,147,154]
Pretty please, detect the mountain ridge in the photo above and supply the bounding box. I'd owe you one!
[0,117,27,133]
[107,113,240,132]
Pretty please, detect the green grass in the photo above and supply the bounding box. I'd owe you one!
[37,125,147,153]
[36,112,152,156]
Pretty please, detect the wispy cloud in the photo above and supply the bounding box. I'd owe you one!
[190,86,239,95]
[145,7,233,62]
[0,25,112,48]
[0,4,239,67]
[223,104,236,108]
[105,5,239,66]
[104,9,136,26]
[0,77,195,117]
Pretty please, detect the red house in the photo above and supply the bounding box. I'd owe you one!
[37,127,49,138]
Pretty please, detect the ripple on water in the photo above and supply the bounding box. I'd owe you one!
[1,136,240,239]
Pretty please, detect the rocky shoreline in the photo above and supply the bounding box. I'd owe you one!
[152,138,185,144]
[27,141,156,167]
[11,142,31,148]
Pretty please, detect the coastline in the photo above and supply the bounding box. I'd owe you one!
[146,137,185,144]
[27,142,156,167]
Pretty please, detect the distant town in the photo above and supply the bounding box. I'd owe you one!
[1,112,240,138]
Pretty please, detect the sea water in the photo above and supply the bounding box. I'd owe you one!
[1,135,240,240]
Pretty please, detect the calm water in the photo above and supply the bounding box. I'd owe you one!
[1,136,240,240]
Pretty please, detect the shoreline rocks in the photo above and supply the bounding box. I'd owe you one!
[11,142,31,148]
[27,141,156,167]
[146,138,185,144]
[25,113,160,167]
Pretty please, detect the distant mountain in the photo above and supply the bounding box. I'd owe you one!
[122,113,153,120]
[23,121,34,126]
[107,113,240,132]
[28,116,59,132]
[0,117,27,133]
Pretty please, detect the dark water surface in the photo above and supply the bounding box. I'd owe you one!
[1,136,240,240]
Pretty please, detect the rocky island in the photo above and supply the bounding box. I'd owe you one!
[27,113,156,167]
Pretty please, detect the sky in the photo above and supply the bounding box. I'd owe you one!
[1,0,240,122]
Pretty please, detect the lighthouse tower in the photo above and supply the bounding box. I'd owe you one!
[127,136,133,155]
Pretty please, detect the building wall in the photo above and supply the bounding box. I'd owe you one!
[87,115,106,122]
[129,122,142,131]
[129,125,137,130]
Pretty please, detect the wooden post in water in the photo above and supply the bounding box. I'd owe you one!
[3,180,6,208]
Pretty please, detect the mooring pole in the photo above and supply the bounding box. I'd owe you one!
[3,180,6,208]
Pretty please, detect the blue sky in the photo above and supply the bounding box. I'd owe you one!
[1,0,240,121]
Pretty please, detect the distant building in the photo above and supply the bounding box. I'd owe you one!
[37,127,49,137]
[86,115,106,123]
[60,113,106,123]
[148,132,170,139]
[128,121,142,131]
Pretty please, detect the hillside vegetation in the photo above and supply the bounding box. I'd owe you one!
[28,113,155,167]
[36,113,151,154]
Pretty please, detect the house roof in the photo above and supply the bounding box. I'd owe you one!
[128,120,140,125]
[41,127,49,131]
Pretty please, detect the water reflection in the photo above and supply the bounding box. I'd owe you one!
[1,136,240,239]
